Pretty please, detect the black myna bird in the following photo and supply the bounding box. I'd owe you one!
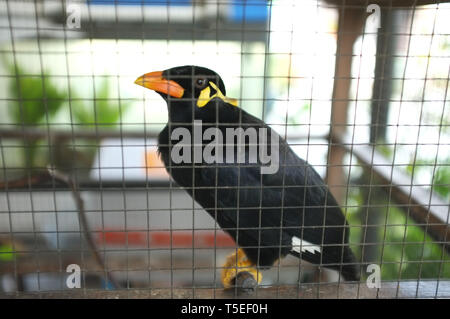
[135,65,360,288]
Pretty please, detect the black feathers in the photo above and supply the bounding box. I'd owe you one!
[155,65,360,281]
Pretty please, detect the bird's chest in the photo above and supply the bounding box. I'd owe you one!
[157,124,288,209]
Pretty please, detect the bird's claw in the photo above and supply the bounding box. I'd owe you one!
[221,249,262,293]
[231,271,258,294]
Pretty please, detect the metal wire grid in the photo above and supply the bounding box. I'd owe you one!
[0,0,448,298]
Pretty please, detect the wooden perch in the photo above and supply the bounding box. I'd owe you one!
[1,280,449,299]
[333,133,450,253]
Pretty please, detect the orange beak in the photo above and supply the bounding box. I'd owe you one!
[134,71,184,98]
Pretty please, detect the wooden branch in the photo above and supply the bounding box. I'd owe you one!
[1,280,449,299]
[46,167,121,289]
[327,7,365,203]
[334,133,450,253]
[0,172,51,189]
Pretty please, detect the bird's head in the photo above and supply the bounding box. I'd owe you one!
[135,65,238,121]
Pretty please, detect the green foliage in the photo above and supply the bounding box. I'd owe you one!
[6,61,129,169]
[431,165,450,200]
[0,244,14,262]
[71,80,129,128]
[376,144,393,158]
[407,158,450,201]
[8,64,66,168]
[9,65,66,125]
[347,187,450,280]
[347,152,450,280]
[379,206,449,279]
[287,102,310,125]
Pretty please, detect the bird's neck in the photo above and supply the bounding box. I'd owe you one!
[166,99,245,125]
[164,100,193,124]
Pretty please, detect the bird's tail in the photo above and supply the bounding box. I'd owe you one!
[290,245,361,282]
[339,246,361,282]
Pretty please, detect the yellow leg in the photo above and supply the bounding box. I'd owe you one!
[221,248,262,289]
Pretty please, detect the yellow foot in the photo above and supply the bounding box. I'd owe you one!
[221,248,262,289]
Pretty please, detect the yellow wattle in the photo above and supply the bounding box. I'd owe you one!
[196,82,238,108]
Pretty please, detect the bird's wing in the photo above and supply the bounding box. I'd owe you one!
[196,119,347,242]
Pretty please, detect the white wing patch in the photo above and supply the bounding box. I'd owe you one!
[291,236,321,254]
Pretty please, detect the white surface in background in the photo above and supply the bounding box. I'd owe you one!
[89,138,167,181]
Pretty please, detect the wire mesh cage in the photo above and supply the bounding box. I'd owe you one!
[0,0,449,299]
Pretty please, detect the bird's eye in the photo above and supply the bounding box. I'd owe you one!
[195,78,208,88]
